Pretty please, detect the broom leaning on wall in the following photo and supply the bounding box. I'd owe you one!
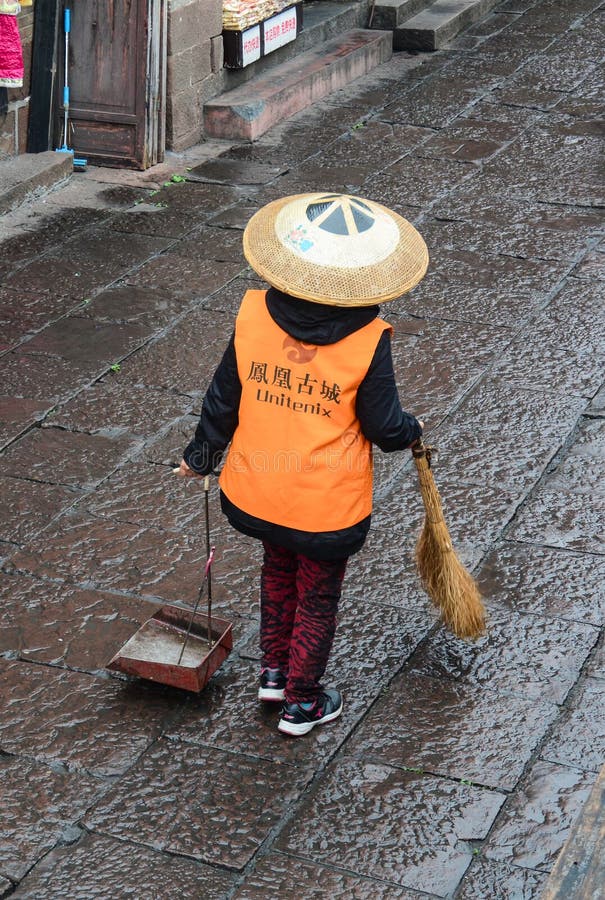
[412,438,486,640]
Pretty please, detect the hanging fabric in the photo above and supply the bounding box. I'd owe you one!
[0,6,24,89]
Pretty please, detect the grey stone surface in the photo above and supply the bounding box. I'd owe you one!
[0,3,603,894]
[0,152,73,215]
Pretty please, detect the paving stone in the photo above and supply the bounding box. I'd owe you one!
[490,341,603,398]
[207,201,261,230]
[480,118,604,207]
[0,756,105,881]
[83,460,205,531]
[77,284,187,328]
[143,414,199,466]
[20,317,152,369]
[124,251,245,299]
[555,60,605,119]
[108,182,240,238]
[573,245,605,280]
[478,542,605,626]
[173,601,432,768]
[12,832,236,899]
[49,381,193,439]
[403,247,564,328]
[345,672,558,791]
[0,286,75,351]
[310,122,433,169]
[277,758,504,896]
[233,853,422,899]
[186,157,285,185]
[408,607,598,704]
[540,678,605,773]
[456,856,549,898]
[0,572,157,671]
[0,395,52,448]
[519,280,605,354]
[416,117,520,163]
[387,315,512,426]
[429,380,585,489]
[427,197,603,262]
[0,428,134,489]
[364,154,476,208]
[542,416,605,498]
[0,351,92,404]
[0,659,188,777]
[7,509,259,626]
[0,207,111,269]
[198,271,268,316]
[0,476,77,545]
[116,306,233,396]
[586,641,605,680]
[508,488,605,555]
[368,467,520,573]
[379,75,484,129]
[484,760,596,871]
[85,737,310,870]
[0,876,11,897]
[257,164,369,202]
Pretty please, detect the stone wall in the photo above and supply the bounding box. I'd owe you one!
[166,0,225,151]
[0,5,34,159]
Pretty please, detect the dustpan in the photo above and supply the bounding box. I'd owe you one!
[106,477,233,692]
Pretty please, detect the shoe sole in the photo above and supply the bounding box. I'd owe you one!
[258,687,285,702]
[278,701,343,736]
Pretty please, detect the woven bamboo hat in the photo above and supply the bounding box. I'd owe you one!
[243,192,428,307]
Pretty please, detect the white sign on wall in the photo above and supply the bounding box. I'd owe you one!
[263,6,298,55]
[241,24,261,67]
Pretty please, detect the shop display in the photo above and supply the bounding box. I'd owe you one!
[223,0,302,69]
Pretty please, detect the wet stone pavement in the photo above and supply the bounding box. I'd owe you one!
[1,0,604,896]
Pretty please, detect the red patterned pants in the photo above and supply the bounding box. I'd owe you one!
[260,541,348,704]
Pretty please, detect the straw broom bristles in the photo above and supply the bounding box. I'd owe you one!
[412,440,486,640]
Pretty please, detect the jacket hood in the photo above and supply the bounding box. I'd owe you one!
[265,288,379,346]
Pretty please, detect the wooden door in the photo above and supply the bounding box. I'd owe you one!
[56,0,166,169]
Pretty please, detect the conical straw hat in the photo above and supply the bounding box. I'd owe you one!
[243,192,429,306]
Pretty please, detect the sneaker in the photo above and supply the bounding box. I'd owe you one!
[278,689,343,736]
[258,667,287,702]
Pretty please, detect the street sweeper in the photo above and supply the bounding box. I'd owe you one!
[175,192,483,736]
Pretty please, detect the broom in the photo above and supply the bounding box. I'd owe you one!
[412,438,486,640]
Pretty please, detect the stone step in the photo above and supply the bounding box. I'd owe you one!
[203,29,393,142]
[369,0,432,31]
[220,1,369,93]
[0,151,73,216]
[393,0,500,51]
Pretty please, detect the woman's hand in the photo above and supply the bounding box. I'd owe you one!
[173,459,204,478]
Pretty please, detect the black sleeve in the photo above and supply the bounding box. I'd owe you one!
[183,333,242,474]
[356,330,422,451]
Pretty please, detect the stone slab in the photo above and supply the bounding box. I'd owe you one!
[477,542,605,626]
[541,765,605,900]
[0,755,105,881]
[408,607,599,704]
[0,475,77,545]
[204,30,393,141]
[0,151,72,215]
[394,0,501,51]
[457,857,549,898]
[0,659,189,777]
[12,832,236,899]
[541,678,605,773]
[0,571,157,671]
[85,737,311,870]
[233,853,423,899]
[0,395,52,450]
[171,600,433,768]
[484,760,597,872]
[508,489,605,556]
[345,672,558,790]
[0,427,134,489]
[277,758,504,896]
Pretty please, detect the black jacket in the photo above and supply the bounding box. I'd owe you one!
[184,288,422,559]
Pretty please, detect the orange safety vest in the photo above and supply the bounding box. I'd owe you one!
[220,291,392,533]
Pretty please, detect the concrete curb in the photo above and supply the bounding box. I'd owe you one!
[0,151,73,216]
